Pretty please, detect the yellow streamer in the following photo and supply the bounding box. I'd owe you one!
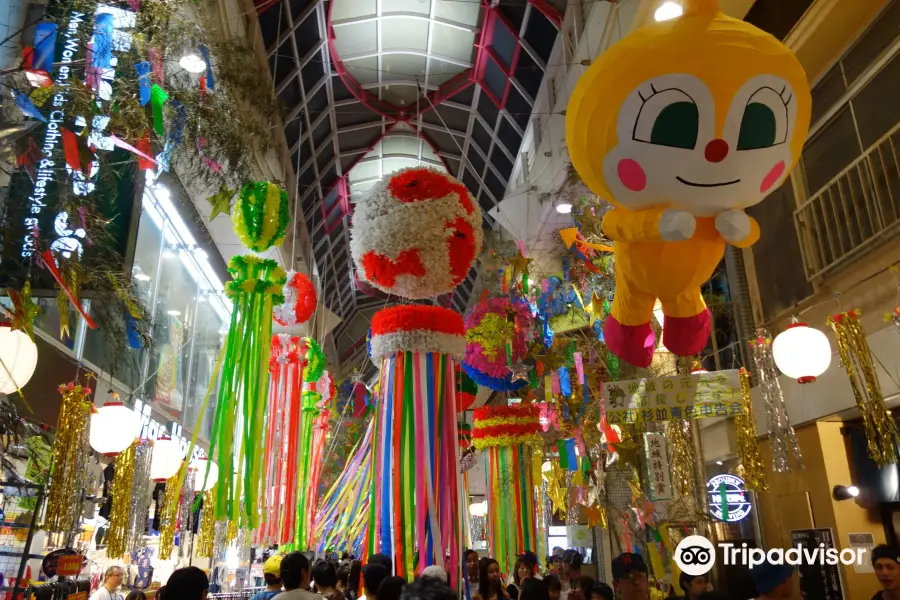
[106,441,137,558]
[158,471,181,560]
[736,370,766,491]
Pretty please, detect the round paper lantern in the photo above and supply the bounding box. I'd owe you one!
[89,402,141,455]
[0,326,37,394]
[463,298,532,392]
[150,437,184,481]
[190,458,219,492]
[772,322,831,383]
[232,181,290,252]
[350,167,483,299]
[273,271,317,327]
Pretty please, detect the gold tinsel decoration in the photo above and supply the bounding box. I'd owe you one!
[666,420,695,499]
[227,518,238,543]
[736,369,767,491]
[196,489,215,558]
[829,310,900,466]
[44,383,93,534]
[158,470,182,560]
[106,441,138,558]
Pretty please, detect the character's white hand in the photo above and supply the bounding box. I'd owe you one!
[659,210,696,241]
[715,209,751,244]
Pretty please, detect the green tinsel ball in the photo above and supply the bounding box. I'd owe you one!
[233,181,290,252]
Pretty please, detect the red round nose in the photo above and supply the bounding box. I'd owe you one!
[704,139,729,163]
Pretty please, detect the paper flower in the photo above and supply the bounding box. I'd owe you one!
[463,298,532,391]
[350,167,482,299]
[273,271,317,327]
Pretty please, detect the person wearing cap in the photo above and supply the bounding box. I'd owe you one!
[251,555,285,600]
[872,544,900,599]
[748,559,794,600]
[611,553,650,600]
[274,552,323,600]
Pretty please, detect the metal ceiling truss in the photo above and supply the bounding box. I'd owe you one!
[256,0,561,368]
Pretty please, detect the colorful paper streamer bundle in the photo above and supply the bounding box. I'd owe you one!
[463,298,533,392]
[207,255,286,529]
[44,383,92,537]
[366,305,466,586]
[472,404,541,576]
[314,419,374,556]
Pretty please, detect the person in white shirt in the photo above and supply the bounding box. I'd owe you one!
[90,566,125,600]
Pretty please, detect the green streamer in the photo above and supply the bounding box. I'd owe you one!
[150,84,167,136]
[402,352,415,580]
[719,482,729,522]
[557,439,569,470]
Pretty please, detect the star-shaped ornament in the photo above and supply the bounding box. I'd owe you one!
[9,282,41,340]
[536,346,566,371]
[577,208,604,238]
[508,361,530,383]
[585,503,606,528]
[614,441,642,472]
[508,252,533,277]
[207,184,236,221]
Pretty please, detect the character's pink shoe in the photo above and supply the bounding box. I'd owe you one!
[662,309,711,356]
[603,315,655,368]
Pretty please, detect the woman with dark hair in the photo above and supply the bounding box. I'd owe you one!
[465,550,480,586]
[520,578,550,600]
[124,592,147,600]
[345,561,362,600]
[474,558,508,600]
[507,553,538,600]
[164,567,209,600]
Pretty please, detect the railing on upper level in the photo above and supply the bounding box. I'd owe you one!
[794,120,900,281]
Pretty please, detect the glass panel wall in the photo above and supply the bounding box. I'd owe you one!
[10,171,232,445]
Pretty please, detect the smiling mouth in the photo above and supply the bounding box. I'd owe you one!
[676,176,741,188]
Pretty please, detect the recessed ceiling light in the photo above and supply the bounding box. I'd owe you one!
[655,1,683,22]
[715,460,723,466]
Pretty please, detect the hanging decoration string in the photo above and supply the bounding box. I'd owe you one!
[829,310,899,466]
[106,440,138,559]
[44,383,92,536]
[750,329,803,472]
[736,369,766,491]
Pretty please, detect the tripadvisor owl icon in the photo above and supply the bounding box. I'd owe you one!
[675,535,716,576]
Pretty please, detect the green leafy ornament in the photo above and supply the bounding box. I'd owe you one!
[232,181,290,252]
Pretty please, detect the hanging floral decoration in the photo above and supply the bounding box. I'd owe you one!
[473,404,542,576]
[44,383,92,536]
[370,305,467,359]
[207,255,286,530]
[829,310,899,466]
[463,298,532,392]
[232,181,291,253]
[273,270,317,327]
[456,364,477,412]
[350,167,483,299]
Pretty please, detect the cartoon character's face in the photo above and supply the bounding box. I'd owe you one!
[603,73,801,215]
[566,8,811,216]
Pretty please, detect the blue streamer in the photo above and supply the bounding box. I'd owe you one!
[565,439,577,472]
[136,61,152,106]
[562,256,571,282]
[92,13,113,69]
[380,356,394,556]
[13,91,46,123]
[462,362,527,393]
[425,354,435,565]
[32,23,58,73]
[558,367,571,398]
[593,318,604,341]
[199,44,215,90]
[169,99,186,144]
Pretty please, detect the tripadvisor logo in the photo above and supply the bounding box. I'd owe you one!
[674,536,868,576]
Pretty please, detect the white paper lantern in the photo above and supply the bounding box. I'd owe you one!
[90,402,141,455]
[150,437,183,481]
[190,458,219,492]
[0,326,38,394]
[772,322,832,383]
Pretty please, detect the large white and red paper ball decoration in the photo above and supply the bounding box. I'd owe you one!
[350,167,482,299]
[273,271,317,327]
[90,402,141,455]
[0,326,37,394]
[772,322,831,383]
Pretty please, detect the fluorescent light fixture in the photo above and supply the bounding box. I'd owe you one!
[555,199,573,214]
[167,310,182,316]
[715,460,723,466]
[134,272,151,281]
[179,53,207,74]
[655,1,683,21]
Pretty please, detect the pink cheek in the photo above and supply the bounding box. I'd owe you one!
[760,161,786,194]
[617,158,646,192]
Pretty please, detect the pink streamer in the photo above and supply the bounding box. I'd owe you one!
[573,427,587,459]
[573,352,584,384]
[551,372,561,396]
[516,240,527,256]
[109,134,159,165]
[413,353,428,574]
[149,47,164,84]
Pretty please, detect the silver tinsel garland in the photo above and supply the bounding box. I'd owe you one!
[176,469,196,561]
[752,330,803,472]
[126,440,154,553]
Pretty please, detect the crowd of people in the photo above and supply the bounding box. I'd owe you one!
[86,540,900,600]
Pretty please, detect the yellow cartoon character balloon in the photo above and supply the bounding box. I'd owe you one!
[566,0,810,367]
